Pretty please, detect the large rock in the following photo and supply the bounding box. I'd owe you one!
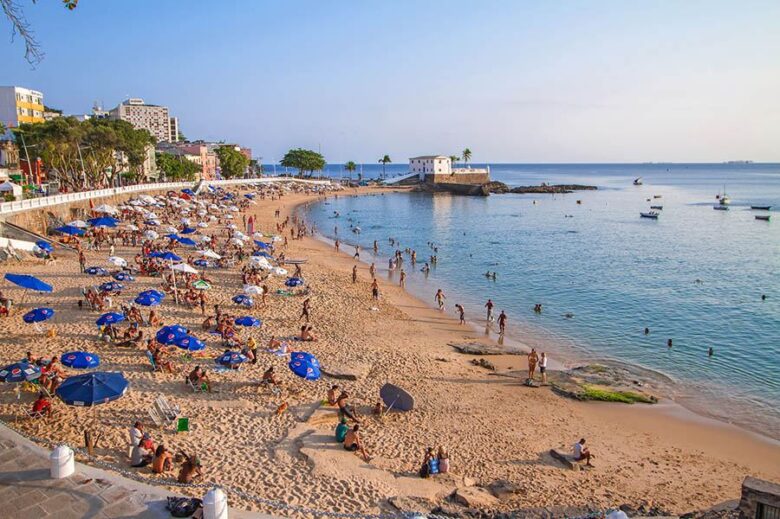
[387,496,436,514]
[451,486,500,508]
[450,342,522,355]
[488,479,523,500]
[321,360,371,381]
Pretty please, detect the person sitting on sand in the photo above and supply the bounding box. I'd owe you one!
[153,347,175,374]
[419,448,436,478]
[437,446,450,473]
[335,417,349,443]
[262,366,280,386]
[148,310,162,327]
[373,400,384,415]
[201,316,213,332]
[177,454,203,483]
[188,366,211,392]
[245,336,258,364]
[327,385,340,406]
[130,442,153,468]
[31,393,52,417]
[116,330,144,348]
[343,424,371,462]
[337,391,360,423]
[151,445,174,474]
[573,438,594,466]
[299,324,318,341]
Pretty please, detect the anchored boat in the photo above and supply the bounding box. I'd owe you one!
[640,211,659,219]
[750,205,771,211]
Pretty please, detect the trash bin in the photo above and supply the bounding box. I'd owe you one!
[203,487,228,519]
[50,445,74,479]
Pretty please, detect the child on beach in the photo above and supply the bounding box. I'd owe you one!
[455,304,465,325]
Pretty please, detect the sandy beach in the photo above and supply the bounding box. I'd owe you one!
[0,185,778,517]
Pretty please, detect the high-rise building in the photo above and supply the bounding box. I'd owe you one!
[0,86,45,129]
[109,98,177,143]
[169,117,179,143]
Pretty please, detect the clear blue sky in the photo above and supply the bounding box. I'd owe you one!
[3,0,779,163]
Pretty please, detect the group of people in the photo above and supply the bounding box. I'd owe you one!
[128,421,203,481]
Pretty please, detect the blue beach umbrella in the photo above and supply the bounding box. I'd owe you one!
[60,351,100,369]
[288,351,321,381]
[144,220,159,226]
[134,294,161,307]
[253,240,269,249]
[174,335,206,351]
[88,217,120,228]
[234,316,262,327]
[35,240,53,253]
[56,371,128,407]
[178,237,197,247]
[285,277,304,287]
[54,225,85,236]
[99,281,123,292]
[96,312,124,326]
[23,307,55,324]
[4,273,52,293]
[252,251,272,259]
[180,227,196,234]
[193,259,209,268]
[0,362,41,383]
[232,294,253,307]
[215,351,247,367]
[139,289,165,300]
[156,325,188,344]
[113,272,135,282]
[164,233,181,241]
[154,251,182,262]
[181,188,195,196]
[85,267,108,276]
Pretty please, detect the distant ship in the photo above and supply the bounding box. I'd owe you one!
[724,160,753,164]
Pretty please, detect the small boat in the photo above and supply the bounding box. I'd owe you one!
[633,177,643,186]
[717,186,730,206]
[755,215,771,221]
[750,205,771,211]
[640,212,659,219]
[653,195,662,199]
[713,205,729,211]
[650,205,663,210]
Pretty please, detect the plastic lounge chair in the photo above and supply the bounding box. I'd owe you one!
[155,395,180,423]
[148,406,164,428]
[146,351,161,372]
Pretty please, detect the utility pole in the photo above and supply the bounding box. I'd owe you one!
[19,132,32,185]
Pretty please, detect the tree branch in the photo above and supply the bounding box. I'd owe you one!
[1,0,44,66]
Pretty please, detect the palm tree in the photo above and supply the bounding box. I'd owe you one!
[462,148,472,168]
[449,155,459,170]
[344,161,357,183]
[379,155,392,178]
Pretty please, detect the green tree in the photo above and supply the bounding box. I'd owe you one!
[379,155,392,178]
[449,155,459,169]
[280,148,326,177]
[156,152,200,181]
[215,145,250,179]
[344,161,357,182]
[462,148,472,167]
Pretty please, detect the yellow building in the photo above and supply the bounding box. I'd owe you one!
[0,86,45,128]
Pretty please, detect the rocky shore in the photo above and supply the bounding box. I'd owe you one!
[485,181,598,194]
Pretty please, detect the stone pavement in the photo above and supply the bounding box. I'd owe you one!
[0,425,275,518]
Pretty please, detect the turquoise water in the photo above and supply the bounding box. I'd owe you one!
[303,164,780,438]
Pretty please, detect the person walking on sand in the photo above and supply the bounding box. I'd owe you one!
[399,269,406,288]
[354,245,360,259]
[497,310,507,335]
[369,262,376,278]
[352,265,358,284]
[539,352,548,384]
[300,297,311,322]
[435,289,446,311]
[527,348,539,381]
[485,299,494,322]
[371,279,379,301]
[334,239,340,252]
[455,304,465,325]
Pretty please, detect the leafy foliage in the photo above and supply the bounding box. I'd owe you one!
[156,152,200,181]
[215,145,250,179]
[462,148,472,165]
[2,0,78,66]
[11,117,155,190]
[378,154,391,177]
[280,148,326,177]
[344,160,357,180]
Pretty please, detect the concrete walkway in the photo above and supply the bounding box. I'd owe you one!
[0,425,274,518]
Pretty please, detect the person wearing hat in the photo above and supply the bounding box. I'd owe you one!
[335,417,348,443]
[177,453,203,483]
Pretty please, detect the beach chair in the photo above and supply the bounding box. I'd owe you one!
[154,395,180,424]
[186,377,206,393]
[146,351,162,372]
[148,406,165,428]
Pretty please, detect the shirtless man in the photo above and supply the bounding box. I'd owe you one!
[262,366,280,386]
[485,299,494,322]
[344,424,371,462]
[327,384,340,405]
[399,269,406,288]
[371,279,379,300]
[455,304,465,325]
[369,263,376,279]
[300,297,311,322]
[434,289,446,311]
[497,310,507,335]
[527,348,539,381]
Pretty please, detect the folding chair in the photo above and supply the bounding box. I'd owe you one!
[155,395,180,424]
[146,351,162,372]
[148,406,164,428]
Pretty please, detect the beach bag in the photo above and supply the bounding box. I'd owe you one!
[167,497,202,517]
[428,458,440,475]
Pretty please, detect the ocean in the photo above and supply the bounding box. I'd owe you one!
[301,163,780,439]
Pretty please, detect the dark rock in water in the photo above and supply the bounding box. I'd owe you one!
[450,342,523,355]
[547,364,659,404]
[511,184,597,194]
[484,181,511,194]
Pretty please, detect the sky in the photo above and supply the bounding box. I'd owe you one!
[2,0,779,164]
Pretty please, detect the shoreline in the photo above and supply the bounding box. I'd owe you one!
[0,184,777,516]
[299,189,779,445]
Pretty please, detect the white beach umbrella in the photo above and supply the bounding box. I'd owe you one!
[197,222,208,228]
[129,199,143,206]
[198,235,211,243]
[171,263,199,275]
[143,230,159,240]
[230,237,244,247]
[229,206,240,212]
[271,236,282,243]
[124,224,139,231]
[249,256,272,269]
[252,232,265,240]
[209,216,218,222]
[197,210,207,217]
[224,214,234,220]
[67,220,89,228]
[273,267,288,276]
[227,224,237,230]
[163,226,178,234]
[93,204,118,214]
[107,256,127,267]
[243,285,263,295]
[199,249,221,260]
[181,218,192,225]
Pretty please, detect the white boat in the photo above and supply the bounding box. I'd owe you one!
[717,187,730,206]
[713,205,729,211]
[640,211,659,219]
[633,177,643,186]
